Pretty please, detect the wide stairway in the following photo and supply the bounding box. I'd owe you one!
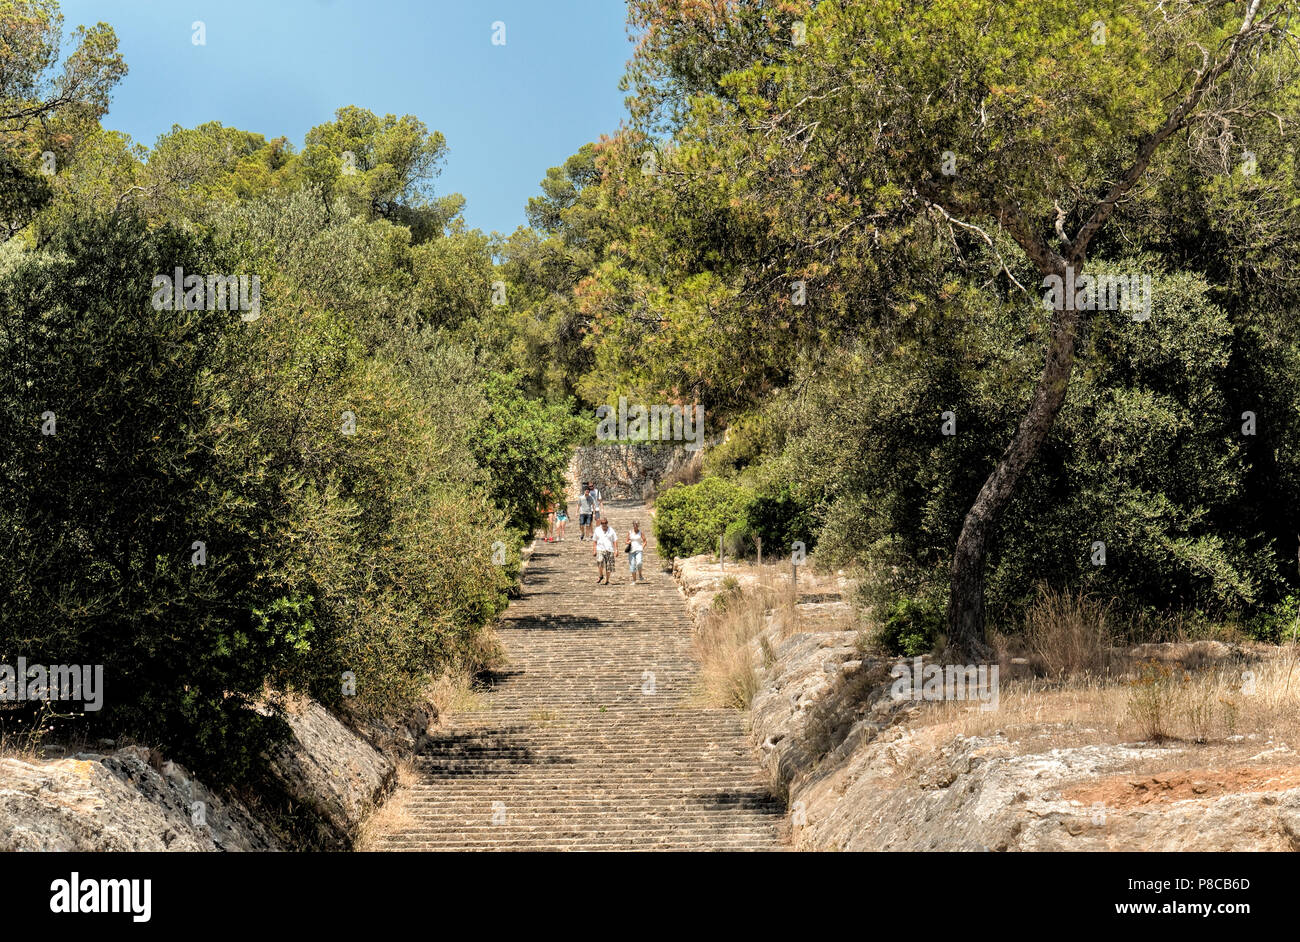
[372,499,785,851]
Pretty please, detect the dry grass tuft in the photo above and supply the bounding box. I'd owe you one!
[463,625,508,674]
[694,583,779,709]
[354,757,419,851]
[0,727,40,761]
[427,668,484,719]
[692,559,858,709]
[916,643,1300,748]
[1024,587,1112,678]
[422,625,503,722]
[1122,647,1300,743]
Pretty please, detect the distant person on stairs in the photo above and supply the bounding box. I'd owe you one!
[627,521,648,584]
[554,502,568,541]
[542,491,556,542]
[589,482,603,523]
[578,485,593,540]
[592,516,618,584]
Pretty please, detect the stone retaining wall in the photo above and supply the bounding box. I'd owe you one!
[567,444,701,501]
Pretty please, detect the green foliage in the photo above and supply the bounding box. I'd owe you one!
[412,222,494,329]
[566,0,1300,645]
[721,516,752,559]
[298,105,452,241]
[470,373,584,535]
[0,0,127,135]
[0,187,548,782]
[703,411,781,479]
[878,597,943,657]
[0,213,295,780]
[6,0,1300,788]
[1,0,127,239]
[653,477,753,560]
[758,260,1300,627]
[0,19,583,778]
[0,148,51,239]
[1250,595,1300,644]
[741,489,816,559]
[494,143,612,403]
[139,122,293,224]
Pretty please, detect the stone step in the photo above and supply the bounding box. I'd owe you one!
[381,848,780,853]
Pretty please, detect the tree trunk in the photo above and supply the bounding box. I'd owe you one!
[944,286,1081,662]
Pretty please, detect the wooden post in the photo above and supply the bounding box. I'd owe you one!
[790,554,798,625]
[756,535,763,569]
[719,533,724,569]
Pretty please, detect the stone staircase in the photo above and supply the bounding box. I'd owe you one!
[372,500,785,851]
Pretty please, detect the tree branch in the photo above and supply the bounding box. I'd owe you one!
[1070,0,1274,263]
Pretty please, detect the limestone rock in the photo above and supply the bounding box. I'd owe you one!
[264,698,395,845]
[0,746,278,851]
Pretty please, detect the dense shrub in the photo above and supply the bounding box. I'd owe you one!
[0,61,581,787]
[741,488,818,559]
[653,474,814,562]
[765,263,1300,632]
[470,372,585,535]
[653,476,753,560]
[0,199,554,782]
[876,596,943,657]
[703,411,781,479]
[0,215,298,780]
[1249,594,1300,644]
[211,189,520,721]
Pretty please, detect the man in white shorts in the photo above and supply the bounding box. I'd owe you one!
[591,516,618,585]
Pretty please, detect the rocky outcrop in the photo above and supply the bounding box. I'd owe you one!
[674,551,1300,851]
[349,703,438,762]
[0,696,401,852]
[754,635,1300,851]
[0,747,279,851]
[262,698,396,848]
[788,725,1300,851]
[750,632,893,793]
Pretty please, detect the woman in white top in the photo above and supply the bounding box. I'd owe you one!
[627,520,648,584]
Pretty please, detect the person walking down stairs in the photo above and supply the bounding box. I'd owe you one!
[592,517,618,585]
[368,499,784,851]
[542,491,557,543]
[627,520,648,585]
[578,486,593,540]
[554,501,567,541]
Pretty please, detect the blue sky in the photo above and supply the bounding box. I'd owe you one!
[56,0,634,236]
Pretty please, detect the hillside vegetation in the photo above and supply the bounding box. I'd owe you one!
[0,1,579,783]
[524,0,1300,655]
